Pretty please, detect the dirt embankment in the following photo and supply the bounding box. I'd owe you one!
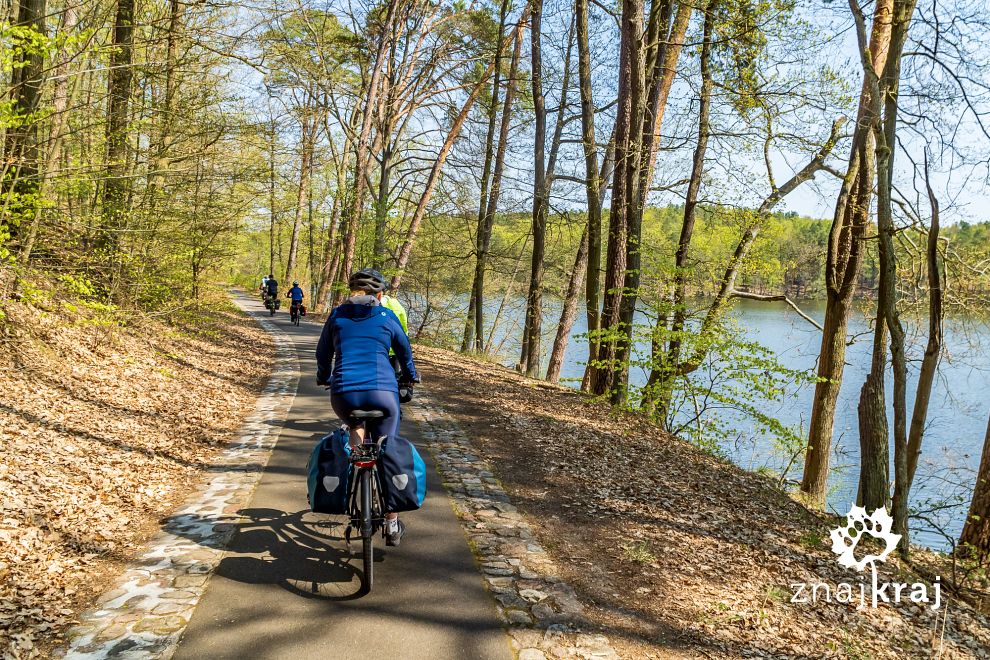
[416,346,990,659]
[0,286,270,657]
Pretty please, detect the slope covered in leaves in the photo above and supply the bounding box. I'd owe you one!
[0,279,270,656]
[416,346,990,659]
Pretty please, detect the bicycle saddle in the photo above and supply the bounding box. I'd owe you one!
[349,409,385,420]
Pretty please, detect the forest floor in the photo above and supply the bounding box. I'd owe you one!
[0,278,270,657]
[416,346,990,659]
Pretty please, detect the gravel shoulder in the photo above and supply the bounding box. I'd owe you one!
[415,345,990,659]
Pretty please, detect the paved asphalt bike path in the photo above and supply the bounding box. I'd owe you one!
[173,296,509,659]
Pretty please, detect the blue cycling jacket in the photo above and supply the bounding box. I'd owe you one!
[288,285,304,302]
[316,298,418,393]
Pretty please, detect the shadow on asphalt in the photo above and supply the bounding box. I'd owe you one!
[167,507,374,601]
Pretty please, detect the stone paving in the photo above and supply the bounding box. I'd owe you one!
[60,317,298,659]
[409,394,619,660]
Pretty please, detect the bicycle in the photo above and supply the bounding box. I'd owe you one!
[264,293,278,316]
[289,301,301,326]
[343,409,390,595]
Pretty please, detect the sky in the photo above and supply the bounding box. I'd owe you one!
[229,0,990,226]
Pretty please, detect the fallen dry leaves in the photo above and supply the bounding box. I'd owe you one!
[416,346,990,659]
[0,284,270,657]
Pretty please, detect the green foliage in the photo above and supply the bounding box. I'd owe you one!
[56,273,97,298]
[621,541,658,564]
[260,10,361,92]
[632,315,817,457]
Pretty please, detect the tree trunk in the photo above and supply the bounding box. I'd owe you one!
[315,108,359,312]
[906,157,944,504]
[285,109,314,282]
[268,120,277,277]
[576,0,602,387]
[857,316,890,511]
[800,0,893,508]
[462,0,510,353]
[390,35,504,292]
[372,142,393,271]
[372,44,401,273]
[588,0,633,396]
[878,0,920,548]
[961,413,990,556]
[609,0,649,405]
[20,0,77,263]
[99,0,136,292]
[640,1,691,193]
[546,223,590,383]
[473,11,527,352]
[651,0,715,416]
[2,0,46,247]
[336,1,401,303]
[520,0,549,378]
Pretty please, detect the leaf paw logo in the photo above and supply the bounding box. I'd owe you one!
[829,506,901,572]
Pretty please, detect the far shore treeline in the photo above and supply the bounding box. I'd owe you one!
[238,204,990,305]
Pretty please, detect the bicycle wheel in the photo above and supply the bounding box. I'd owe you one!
[360,469,373,594]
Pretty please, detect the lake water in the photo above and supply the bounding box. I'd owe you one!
[412,292,990,549]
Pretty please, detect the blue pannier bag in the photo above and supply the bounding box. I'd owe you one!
[379,436,427,513]
[307,428,351,514]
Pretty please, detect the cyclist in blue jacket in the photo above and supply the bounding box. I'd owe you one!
[287,281,304,303]
[316,268,419,545]
[286,281,304,320]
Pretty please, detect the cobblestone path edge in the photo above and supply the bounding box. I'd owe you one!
[61,317,298,659]
[409,395,619,660]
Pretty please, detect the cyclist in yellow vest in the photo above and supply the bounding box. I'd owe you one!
[380,292,413,401]
[381,294,408,334]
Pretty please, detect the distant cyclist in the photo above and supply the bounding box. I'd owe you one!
[286,281,305,321]
[316,268,419,546]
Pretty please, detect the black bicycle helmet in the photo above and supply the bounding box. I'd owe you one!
[348,268,388,294]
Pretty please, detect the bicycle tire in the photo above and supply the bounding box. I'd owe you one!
[360,469,373,594]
